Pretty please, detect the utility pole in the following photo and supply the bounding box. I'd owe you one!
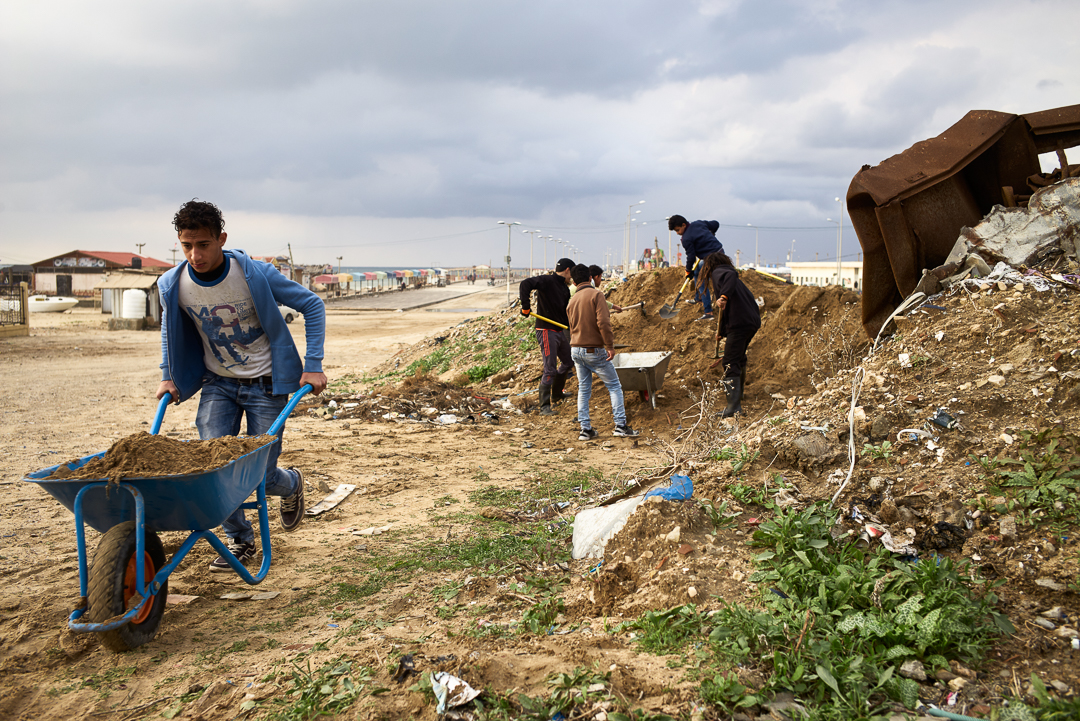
[170,244,179,265]
[136,243,145,256]
[288,243,297,283]
[336,256,343,274]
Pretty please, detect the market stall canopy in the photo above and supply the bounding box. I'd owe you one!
[363,272,377,280]
[375,271,388,279]
[336,273,353,283]
[314,274,338,284]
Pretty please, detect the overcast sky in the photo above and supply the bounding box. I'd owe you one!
[2,0,1077,271]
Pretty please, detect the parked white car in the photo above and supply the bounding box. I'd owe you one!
[279,304,302,324]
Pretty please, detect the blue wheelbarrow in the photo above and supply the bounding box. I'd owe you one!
[23,385,311,652]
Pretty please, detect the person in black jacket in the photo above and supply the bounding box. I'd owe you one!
[696,251,761,417]
[519,258,575,415]
[668,215,724,321]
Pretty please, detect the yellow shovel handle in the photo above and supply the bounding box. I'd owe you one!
[531,312,567,329]
[677,257,702,293]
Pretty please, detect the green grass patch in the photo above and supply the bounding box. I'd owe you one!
[619,502,1013,720]
[264,658,372,720]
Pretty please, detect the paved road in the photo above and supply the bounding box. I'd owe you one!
[326,282,522,311]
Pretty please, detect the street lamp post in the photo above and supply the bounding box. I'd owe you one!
[664,217,672,267]
[632,221,646,271]
[834,196,843,287]
[625,200,645,275]
[826,218,841,286]
[747,224,759,268]
[523,229,541,277]
[788,239,796,263]
[498,221,520,303]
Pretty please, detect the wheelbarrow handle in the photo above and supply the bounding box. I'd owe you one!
[149,384,312,437]
[151,393,172,435]
[267,384,313,437]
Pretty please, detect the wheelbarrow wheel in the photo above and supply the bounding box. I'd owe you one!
[87,521,168,652]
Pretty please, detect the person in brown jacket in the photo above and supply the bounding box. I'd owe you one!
[567,264,640,441]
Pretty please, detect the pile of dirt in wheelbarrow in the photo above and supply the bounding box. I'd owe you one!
[46,431,274,481]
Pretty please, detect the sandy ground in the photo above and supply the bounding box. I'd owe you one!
[3,273,1078,721]
[0,290,675,720]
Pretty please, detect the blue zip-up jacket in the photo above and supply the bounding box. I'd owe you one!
[159,249,326,403]
[682,220,724,273]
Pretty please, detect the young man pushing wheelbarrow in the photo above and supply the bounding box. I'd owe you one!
[156,199,327,571]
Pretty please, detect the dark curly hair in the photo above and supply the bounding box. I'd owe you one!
[173,199,225,237]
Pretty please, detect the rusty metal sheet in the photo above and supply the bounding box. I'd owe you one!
[847,103,1080,340]
[850,110,1018,206]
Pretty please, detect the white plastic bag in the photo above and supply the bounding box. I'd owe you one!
[571,496,645,560]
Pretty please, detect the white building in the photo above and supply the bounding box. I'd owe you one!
[788,261,864,290]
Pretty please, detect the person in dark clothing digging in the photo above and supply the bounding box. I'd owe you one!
[519,258,575,415]
[668,214,724,321]
[695,251,761,417]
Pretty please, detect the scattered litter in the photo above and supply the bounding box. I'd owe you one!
[437,414,458,424]
[250,592,280,601]
[643,474,693,501]
[166,594,200,606]
[353,524,393,536]
[431,672,481,714]
[897,428,932,443]
[220,593,253,601]
[306,483,357,516]
[392,654,416,683]
[928,409,958,430]
[571,496,645,559]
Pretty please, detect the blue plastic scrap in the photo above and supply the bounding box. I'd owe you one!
[644,474,693,501]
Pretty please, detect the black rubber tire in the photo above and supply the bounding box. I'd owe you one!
[284,313,294,324]
[86,521,169,652]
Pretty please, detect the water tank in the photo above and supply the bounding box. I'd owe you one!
[122,289,146,319]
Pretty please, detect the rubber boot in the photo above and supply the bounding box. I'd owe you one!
[720,376,743,418]
[538,384,555,416]
[551,372,569,404]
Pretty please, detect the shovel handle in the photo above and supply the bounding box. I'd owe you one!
[531,312,567,329]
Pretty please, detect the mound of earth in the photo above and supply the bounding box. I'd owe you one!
[46,431,274,480]
[355,266,864,425]
[564,497,756,619]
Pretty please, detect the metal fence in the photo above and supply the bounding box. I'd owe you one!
[0,283,29,327]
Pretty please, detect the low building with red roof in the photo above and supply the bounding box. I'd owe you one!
[31,250,174,297]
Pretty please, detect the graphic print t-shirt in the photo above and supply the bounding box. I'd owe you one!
[177,256,273,378]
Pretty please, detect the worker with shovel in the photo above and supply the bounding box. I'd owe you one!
[668,215,724,321]
[696,252,760,417]
[519,258,575,415]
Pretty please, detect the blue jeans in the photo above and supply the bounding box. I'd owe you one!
[691,265,712,315]
[196,375,299,545]
[572,347,627,429]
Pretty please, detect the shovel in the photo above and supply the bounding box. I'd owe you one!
[658,259,700,319]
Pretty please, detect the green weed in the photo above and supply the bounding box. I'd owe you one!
[265,658,371,721]
[862,440,894,463]
[992,426,1080,521]
[700,498,737,532]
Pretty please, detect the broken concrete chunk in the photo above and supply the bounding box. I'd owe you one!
[899,660,927,681]
[665,526,681,543]
[987,375,1006,386]
[999,516,1017,542]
